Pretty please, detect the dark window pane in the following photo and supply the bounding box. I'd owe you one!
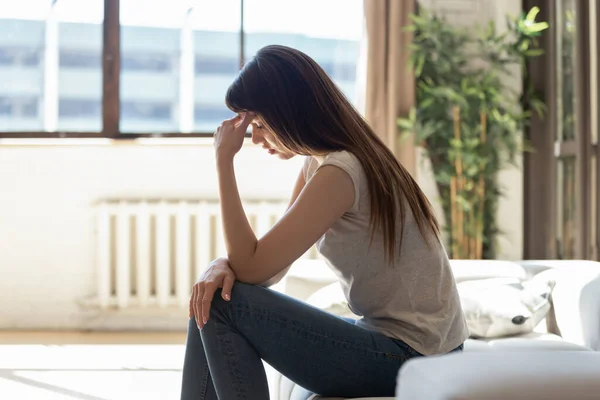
[21,99,38,117]
[320,62,356,81]
[0,48,13,65]
[194,105,234,122]
[122,54,172,72]
[22,50,40,67]
[0,96,38,118]
[60,50,100,68]
[195,58,238,75]
[0,46,40,67]
[0,97,12,116]
[121,101,171,120]
[59,99,101,118]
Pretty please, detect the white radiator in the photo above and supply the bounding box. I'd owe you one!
[94,199,314,310]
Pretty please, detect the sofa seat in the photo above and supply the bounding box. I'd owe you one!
[275,333,589,400]
[396,351,600,400]
[465,332,591,352]
[307,398,394,400]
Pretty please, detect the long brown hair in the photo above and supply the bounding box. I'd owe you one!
[226,45,440,263]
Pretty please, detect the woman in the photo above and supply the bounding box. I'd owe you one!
[181,45,468,400]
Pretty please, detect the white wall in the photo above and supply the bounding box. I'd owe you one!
[416,0,523,260]
[0,141,302,329]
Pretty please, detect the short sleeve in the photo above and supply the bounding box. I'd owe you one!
[316,152,361,212]
[302,156,314,181]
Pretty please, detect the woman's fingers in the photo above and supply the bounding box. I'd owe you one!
[201,282,217,328]
[223,112,253,129]
[235,112,254,132]
[221,274,235,301]
[195,284,204,330]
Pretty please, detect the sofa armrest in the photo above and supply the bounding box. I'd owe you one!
[526,261,600,351]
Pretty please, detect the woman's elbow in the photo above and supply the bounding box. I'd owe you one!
[228,260,265,285]
[229,262,278,286]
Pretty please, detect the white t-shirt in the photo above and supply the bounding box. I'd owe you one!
[305,151,469,355]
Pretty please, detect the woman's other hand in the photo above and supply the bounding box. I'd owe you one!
[214,112,254,160]
[190,257,236,330]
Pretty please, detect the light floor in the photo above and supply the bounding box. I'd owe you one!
[0,331,187,400]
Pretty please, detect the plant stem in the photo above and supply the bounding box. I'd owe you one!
[476,112,487,259]
[452,106,464,258]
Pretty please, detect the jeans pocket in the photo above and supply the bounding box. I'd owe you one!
[384,338,421,361]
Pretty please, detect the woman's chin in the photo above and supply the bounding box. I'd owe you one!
[277,152,296,160]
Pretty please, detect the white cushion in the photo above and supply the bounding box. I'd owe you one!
[306,282,355,319]
[449,260,528,283]
[464,332,590,352]
[310,397,393,400]
[458,277,553,338]
[396,351,600,400]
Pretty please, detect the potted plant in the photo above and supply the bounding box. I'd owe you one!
[398,6,548,259]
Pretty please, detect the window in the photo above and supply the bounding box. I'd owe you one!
[243,0,362,103]
[0,0,364,138]
[524,0,599,261]
[0,0,104,133]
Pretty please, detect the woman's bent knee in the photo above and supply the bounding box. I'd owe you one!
[209,282,265,314]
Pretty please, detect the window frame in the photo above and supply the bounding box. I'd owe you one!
[0,0,246,139]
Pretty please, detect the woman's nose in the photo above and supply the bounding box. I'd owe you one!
[251,129,263,145]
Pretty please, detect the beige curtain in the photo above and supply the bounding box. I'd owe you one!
[363,0,416,176]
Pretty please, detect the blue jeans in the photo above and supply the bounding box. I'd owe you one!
[180,282,461,399]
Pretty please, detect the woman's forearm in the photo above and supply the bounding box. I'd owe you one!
[216,156,258,273]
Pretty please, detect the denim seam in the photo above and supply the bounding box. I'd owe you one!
[200,356,211,397]
[218,326,248,399]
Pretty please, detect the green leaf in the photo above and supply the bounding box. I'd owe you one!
[409,13,427,25]
[450,138,463,148]
[397,118,414,131]
[419,97,435,109]
[528,22,549,33]
[525,6,540,22]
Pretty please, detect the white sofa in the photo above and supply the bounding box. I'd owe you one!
[268,259,600,400]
